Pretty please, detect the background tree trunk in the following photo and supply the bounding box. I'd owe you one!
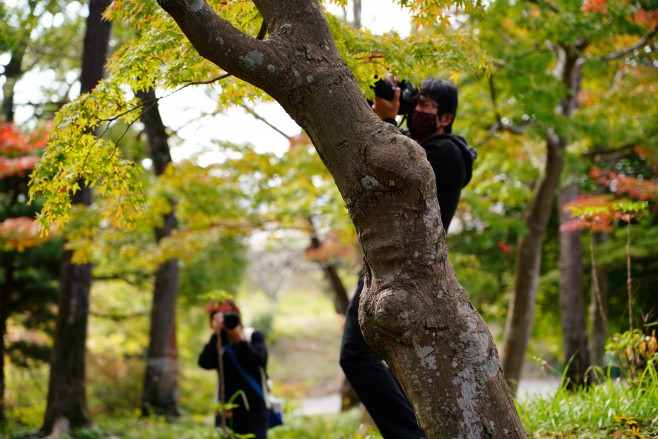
[157,1,526,436]
[558,184,590,389]
[0,256,12,425]
[589,231,609,369]
[41,0,112,434]
[501,46,584,391]
[306,218,358,409]
[501,134,565,391]
[0,44,23,428]
[307,217,350,314]
[136,88,181,418]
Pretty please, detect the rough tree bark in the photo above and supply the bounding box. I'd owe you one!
[558,184,590,389]
[41,0,112,435]
[136,88,181,417]
[501,45,585,391]
[156,1,525,437]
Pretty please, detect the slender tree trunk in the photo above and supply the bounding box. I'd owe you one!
[501,134,565,391]
[558,184,590,389]
[41,0,112,434]
[0,46,24,429]
[306,218,357,409]
[352,0,362,29]
[0,255,12,425]
[1,48,25,123]
[136,88,181,417]
[588,232,609,369]
[157,1,526,436]
[501,46,584,391]
[308,218,350,315]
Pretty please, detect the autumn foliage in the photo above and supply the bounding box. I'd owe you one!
[0,122,47,177]
[0,122,53,250]
[560,166,657,233]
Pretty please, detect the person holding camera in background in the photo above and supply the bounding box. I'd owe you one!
[198,299,269,438]
[339,77,477,439]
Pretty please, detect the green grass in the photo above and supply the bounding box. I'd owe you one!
[4,286,658,438]
[5,371,657,439]
[1,408,382,439]
[517,366,658,438]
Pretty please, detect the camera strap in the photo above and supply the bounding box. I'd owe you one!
[224,344,266,403]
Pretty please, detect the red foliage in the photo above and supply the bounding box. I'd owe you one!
[0,156,40,178]
[496,242,512,253]
[560,195,616,233]
[0,217,53,251]
[0,122,47,178]
[632,8,658,26]
[581,0,607,15]
[589,167,658,202]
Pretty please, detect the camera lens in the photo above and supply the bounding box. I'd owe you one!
[223,311,240,330]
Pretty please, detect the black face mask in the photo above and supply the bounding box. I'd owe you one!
[408,111,438,141]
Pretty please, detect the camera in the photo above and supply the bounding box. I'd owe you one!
[223,311,241,330]
[372,78,418,115]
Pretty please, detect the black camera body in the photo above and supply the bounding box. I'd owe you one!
[223,311,241,330]
[372,78,418,115]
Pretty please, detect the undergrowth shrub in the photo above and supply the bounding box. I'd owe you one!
[606,327,658,383]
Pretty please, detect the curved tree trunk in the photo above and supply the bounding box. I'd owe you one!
[41,0,112,434]
[136,88,181,418]
[157,1,526,436]
[558,184,590,389]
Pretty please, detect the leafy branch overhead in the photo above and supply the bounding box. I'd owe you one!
[28,0,488,232]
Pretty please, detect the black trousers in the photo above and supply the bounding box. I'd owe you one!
[216,409,268,439]
[339,274,425,439]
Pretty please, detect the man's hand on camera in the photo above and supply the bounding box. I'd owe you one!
[373,86,400,121]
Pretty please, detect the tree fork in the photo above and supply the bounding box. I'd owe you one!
[157,1,526,436]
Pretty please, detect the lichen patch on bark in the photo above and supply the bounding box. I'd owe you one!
[242,51,264,70]
[182,0,203,12]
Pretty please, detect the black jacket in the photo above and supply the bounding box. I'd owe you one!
[419,133,476,232]
[198,330,268,413]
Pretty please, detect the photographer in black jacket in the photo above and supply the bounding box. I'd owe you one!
[340,77,476,439]
[199,300,269,438]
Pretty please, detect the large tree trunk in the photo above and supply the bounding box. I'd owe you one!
[558,184,590,389]
[41,0,112,434]
[136,88,181,417]
[501,46,583,391]
[157,1,526,436]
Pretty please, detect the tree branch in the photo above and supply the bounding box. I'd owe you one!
[240,103,292,142]
[156,0,278,88]
[601,25,658,61]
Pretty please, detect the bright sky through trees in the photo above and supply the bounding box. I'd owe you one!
[1,0,411,166]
